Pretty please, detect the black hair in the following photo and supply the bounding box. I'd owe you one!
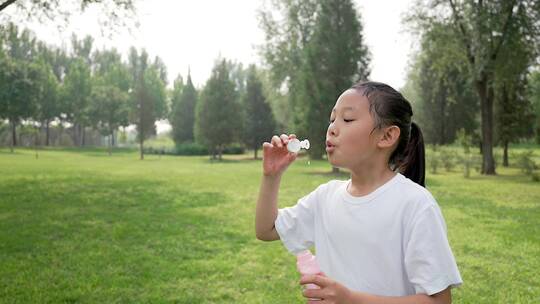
[351,81,425,187]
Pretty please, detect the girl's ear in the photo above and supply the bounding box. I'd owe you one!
[377,125,400,149]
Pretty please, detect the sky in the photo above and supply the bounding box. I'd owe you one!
[11,0,416,90]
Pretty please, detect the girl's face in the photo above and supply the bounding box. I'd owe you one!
[326,89,383,169]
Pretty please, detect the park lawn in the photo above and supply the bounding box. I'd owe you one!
[0,147,539,303]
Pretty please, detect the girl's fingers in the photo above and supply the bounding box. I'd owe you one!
[289,134,297,140]
[262,142,272,150]
[280,134,289,145]
[271,135,282,148]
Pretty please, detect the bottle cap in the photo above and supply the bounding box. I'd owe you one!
[287,138,310,153]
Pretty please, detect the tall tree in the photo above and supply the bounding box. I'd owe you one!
[170,73,199,145]
[90,49,131,154]
[411,0,540,174]
[494,25,536,166]
[62,58,92,146]
[0,23,37,150]
[243,65,276,159]
[195,59,242,160]
[528,70,540,144]
[0,57,37,151]
[406,22,478,145]
[260,0,370,159]
[32,59,60,147]
[128,48,168,160]
[259,0,318,130]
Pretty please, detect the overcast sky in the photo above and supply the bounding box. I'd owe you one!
[11,0,416,90]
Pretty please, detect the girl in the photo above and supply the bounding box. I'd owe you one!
[255,81,462,304]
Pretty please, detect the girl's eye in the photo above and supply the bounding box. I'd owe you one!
[329,119,335,124]
[344,119,355,123]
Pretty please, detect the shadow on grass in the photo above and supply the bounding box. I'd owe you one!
[0,174,251,301]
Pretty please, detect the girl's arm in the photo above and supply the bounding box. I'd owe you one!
[255,134,297,241]
[301,274,451,304]
[255,174,281,241]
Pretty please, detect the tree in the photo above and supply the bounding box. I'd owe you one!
[528,70,540,144]
[411,0,540,174]
[128,48,168,160]
[405,22,478,145]
[260,0,370,160]
[32,59,60,147]
[0,23,37,151]
[62,58,92,146]
[89,83,129,155]
[170,73,200,145]
[195,59,242,160]
[0,0,135,29]
[494,27,536,166]
[259,0,318,130]
[243,65,276,159]
[89,49,130,154]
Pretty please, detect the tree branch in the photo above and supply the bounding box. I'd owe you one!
[0,0,18,12]
[448,0,475,66]
[491,0,517,62]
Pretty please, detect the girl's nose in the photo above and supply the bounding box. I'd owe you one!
[327,122,338,137]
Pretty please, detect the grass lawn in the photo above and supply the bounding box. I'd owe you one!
[0,147,539,303]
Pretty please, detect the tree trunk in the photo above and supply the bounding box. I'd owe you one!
[45,120,50,146]
[81,125,86,147]
[11,120,17,147]
[139,136,144,160]
[34,126,39,159]
[475,77,496,175]
[503,140,509,167]
[109,134,113,156]
[111,130,116,147]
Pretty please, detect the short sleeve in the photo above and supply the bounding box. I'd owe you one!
[404,204,463,295]
[274,184,323,254]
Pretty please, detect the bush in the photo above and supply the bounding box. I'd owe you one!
[516,150,538,181]
[143,142,245,156]
[223,143,245,155]
[174,143,208,155]
[439,148,456,172]
[428,146,439,174]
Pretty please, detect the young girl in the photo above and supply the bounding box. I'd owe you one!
[255,81,462,303]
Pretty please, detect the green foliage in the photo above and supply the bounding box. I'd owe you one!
[128,48,168,158]
[195,59,242,160]
[439,147,456,172]
[259,0,370,158]
[170,74,198,145]
[528,70,540,143]
[1,0,136,30]
[405,23,478,145]
[242,65,275,158]
[428,146,439,175]
[516,150,538,176]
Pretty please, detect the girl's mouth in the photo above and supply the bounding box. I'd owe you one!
[326,140,335,152]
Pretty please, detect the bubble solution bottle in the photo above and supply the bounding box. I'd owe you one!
[296,250,322,301]
[287,138,310,153]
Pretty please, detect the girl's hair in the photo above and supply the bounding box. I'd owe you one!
[351,81,426,187]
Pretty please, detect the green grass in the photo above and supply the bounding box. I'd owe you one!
[0,147,539,303]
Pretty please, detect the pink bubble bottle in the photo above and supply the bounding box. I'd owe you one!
[296,250,321,300]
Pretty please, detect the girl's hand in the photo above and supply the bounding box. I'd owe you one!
[262,134,298,177]
[300,273,352,304]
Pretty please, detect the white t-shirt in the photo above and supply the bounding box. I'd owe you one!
[275,173,463,296]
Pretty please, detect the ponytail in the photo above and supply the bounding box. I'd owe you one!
[399,122,425,187]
